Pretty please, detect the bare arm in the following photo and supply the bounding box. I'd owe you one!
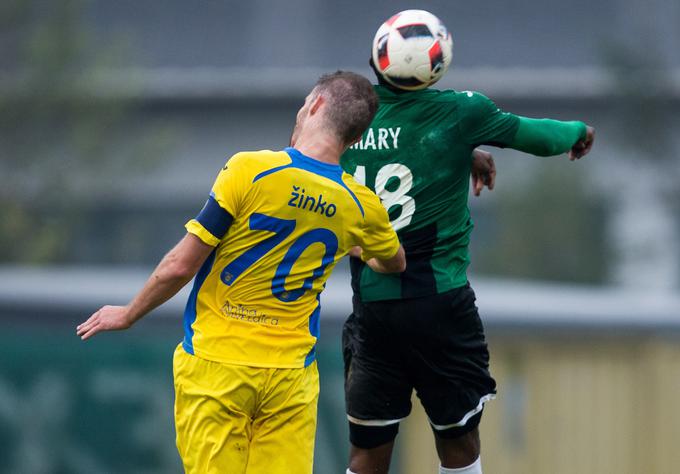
[349,245,406,273]
[76,234,214,340]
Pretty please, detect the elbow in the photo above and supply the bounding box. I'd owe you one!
[394,256,406,273]
[533,142,559,157]
[172,264,197,281]
[166,263,196,282]
[376,259,405,274]
[370,247,406,274]
[389,247,407,273]
[535,148,553,157]
[163,255,199,282]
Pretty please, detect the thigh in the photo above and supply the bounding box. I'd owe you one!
[410,286,496,433]
[343,306,413,425]
[173,345,256,474]
[246,362,320,474]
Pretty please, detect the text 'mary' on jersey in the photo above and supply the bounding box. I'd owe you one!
[341,85,519,302]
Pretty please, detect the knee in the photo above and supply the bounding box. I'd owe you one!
[349,421,399,449]
[348,442,395,474]
[348,422,399,474]
[435,427,481,467]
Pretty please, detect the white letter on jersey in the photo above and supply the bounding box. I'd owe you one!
[378,128,389,149]
[389,127,401,149]
[364,128,376,150]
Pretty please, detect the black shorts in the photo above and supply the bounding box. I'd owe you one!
[343,284,496,436]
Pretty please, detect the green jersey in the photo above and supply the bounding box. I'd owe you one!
[341,85,520,302]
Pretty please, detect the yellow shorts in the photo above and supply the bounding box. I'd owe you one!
[172,344,319,474]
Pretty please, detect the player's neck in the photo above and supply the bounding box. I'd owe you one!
[293,131,344,166]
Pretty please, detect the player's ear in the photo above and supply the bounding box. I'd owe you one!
[309,94,325,115]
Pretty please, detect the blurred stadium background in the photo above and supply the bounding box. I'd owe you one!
[1,0,679,473]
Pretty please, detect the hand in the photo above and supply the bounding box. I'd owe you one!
[348,246,363,258]
[569,126,595,161]
[471,148,496,196]
[76,305,134,340]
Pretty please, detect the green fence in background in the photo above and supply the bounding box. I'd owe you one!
[0,319,360,474]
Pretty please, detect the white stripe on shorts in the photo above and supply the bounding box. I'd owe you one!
[429,393,496,431]
[346,415,406,427]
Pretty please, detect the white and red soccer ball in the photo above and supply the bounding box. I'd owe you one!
[372,10,453,91]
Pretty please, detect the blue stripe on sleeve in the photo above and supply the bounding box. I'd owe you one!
[196,195,233,240]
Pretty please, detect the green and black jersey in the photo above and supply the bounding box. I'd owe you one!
[341,85,520,302]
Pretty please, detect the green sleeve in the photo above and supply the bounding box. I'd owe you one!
[458,92,520,147]
[510,117,587,156]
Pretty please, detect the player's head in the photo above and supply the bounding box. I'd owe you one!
[290,71,378,148]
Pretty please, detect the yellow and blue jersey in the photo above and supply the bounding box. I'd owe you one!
[183,147,400,368]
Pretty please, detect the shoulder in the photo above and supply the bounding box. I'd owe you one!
[398,89,492,116]
[422,88,463,103]
[452,91,507,126]
[226,149,289,169]
[412,88,475,105]
[342,173,375,199]
[222,150,291,179]
[341,173,385,218]
[377,85,461,105]
[456,91,498,113]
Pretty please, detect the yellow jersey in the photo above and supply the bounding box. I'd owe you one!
[183,148,400,368]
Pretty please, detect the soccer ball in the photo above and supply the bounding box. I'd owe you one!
[371,10,453,91]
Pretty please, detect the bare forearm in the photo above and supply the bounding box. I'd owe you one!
[364,246,406,274]
[125,234,213,324]
[77,234,213,340]
[125,257,195,324]
[364,258,394,273]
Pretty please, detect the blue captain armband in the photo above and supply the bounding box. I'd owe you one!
[195,194,234,240]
